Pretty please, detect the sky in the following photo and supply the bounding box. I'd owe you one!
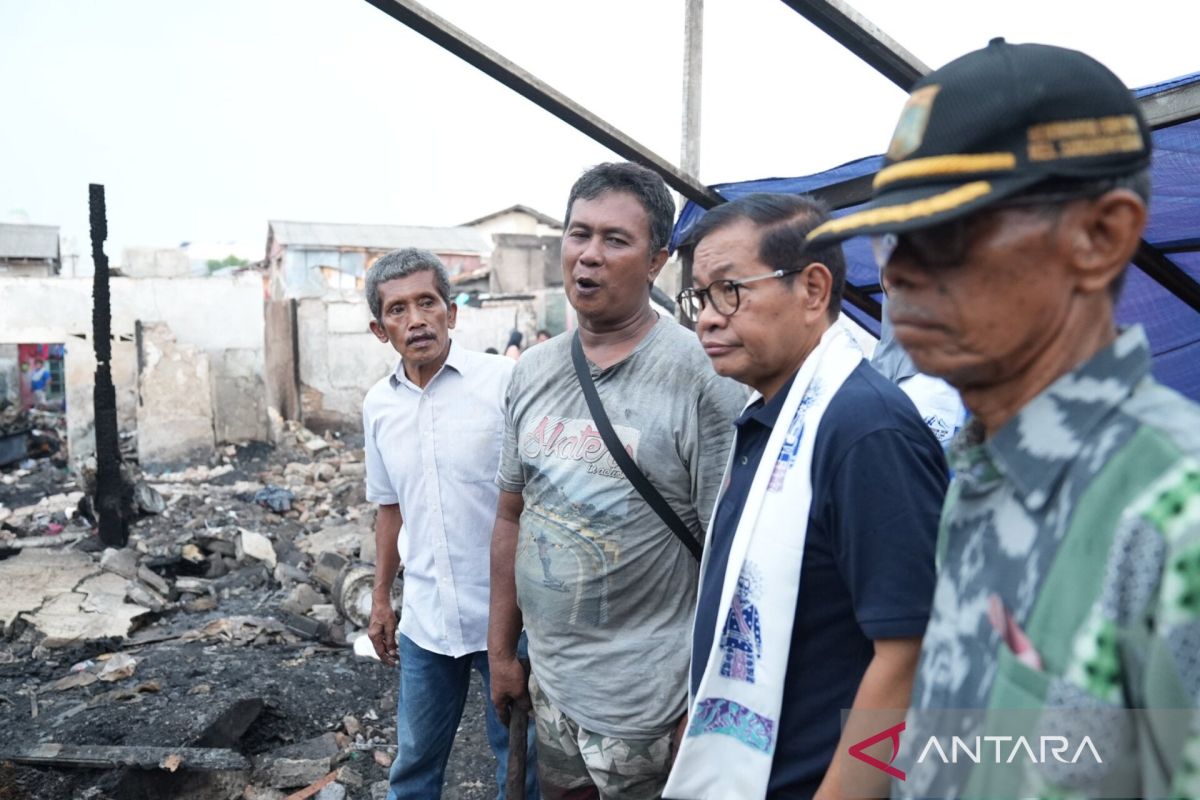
[1,0,1197,274]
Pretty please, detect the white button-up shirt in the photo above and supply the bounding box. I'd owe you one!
[363,341,513,657]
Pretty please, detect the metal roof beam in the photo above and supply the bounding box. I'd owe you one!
[807,172,875,210]
[1134,80,1200,306]
[359,0,889,319]
[360,0,722,209]
[843,284,882,319]
[779,1,1200,315]
[779,0,928,90]
[782,0,1200,134]
[1133,240,1200,314]
[1139,79,1200,130]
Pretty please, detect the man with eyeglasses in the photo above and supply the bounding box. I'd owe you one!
[664,193,948,799]
[807,40,1200,798]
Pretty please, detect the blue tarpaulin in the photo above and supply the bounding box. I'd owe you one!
[671,72,1200,402]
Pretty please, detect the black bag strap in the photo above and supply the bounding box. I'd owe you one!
[571,333,702,561]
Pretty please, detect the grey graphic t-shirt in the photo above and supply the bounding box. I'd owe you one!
[497,316,745,738]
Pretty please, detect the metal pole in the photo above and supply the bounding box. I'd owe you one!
[680,0,703,181]
[678,0,703,306]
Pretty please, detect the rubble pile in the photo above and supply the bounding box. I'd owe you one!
[0,405,67,470]
[0,425,492,800]
[0,402,25,434]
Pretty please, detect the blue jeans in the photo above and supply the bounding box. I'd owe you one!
[388,634,539,800]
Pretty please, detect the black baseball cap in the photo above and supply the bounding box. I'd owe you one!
[807,39,1151,247]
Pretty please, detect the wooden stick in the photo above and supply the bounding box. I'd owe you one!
[505,657,532,800]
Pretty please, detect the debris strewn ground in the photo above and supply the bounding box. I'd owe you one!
[0,424,497,800]
[0,405,67,471]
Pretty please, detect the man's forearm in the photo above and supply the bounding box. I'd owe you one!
[815,637,921,800]
[372,504,403,599]
[488,492,524,659]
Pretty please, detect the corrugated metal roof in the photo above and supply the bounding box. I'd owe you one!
[0,223,59,260]
[461,204,563,229]
[269,220,490,253]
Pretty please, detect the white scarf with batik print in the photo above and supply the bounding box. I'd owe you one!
[665,321,864,799]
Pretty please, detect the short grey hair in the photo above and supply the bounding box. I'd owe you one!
[365,248,453,322]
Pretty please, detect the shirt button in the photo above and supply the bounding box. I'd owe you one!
[739,455,749,466]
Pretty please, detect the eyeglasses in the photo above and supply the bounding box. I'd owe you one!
[871,224,975,272]
[871,186,1113,271]
[676,267,808,323]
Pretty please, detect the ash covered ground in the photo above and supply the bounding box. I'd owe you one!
[0,424,500,800]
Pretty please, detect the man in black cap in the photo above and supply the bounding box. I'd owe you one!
[809,40,1200,798]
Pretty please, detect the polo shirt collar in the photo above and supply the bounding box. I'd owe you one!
[950,325,1152,510]
[737,370,799,430]
[390,338,464,390]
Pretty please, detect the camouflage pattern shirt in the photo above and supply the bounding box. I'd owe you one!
[903,325,1200,798]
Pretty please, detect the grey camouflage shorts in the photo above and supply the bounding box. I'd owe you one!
[529,670,675,800]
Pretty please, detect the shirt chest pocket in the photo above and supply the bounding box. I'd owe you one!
[444,423,504,484]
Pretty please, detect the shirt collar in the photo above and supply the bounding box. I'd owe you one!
[390,339,465,390]
[736,370,799,430]
[950,325,1152,510]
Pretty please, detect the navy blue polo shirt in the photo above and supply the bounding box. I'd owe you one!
[690,361,947,799]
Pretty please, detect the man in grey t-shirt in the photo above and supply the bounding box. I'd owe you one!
[488,162,744,800]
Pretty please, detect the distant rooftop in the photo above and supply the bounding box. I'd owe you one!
[268,220,490,253]
[460,204,563,229]
[0,223,59,260]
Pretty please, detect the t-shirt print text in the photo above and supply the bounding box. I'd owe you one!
[521,416,641,479]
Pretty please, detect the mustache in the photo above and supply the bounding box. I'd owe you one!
[405,330,437,344]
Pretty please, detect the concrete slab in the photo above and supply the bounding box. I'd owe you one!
[237,530,277,567]
[24,570,150,646]
[296,523,362,557]
[0,549,98,630]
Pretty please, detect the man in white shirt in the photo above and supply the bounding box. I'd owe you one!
[363,248,537,800]
[872,312,966,447]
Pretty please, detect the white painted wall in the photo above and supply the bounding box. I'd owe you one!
[137,322,216,467]
[453,301,541,353]
[293,295,541,431]
[295,297,394,431]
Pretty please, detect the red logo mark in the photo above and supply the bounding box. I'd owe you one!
[848,721,906,780]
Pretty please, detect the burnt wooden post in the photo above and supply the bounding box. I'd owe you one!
[89,184,131,547]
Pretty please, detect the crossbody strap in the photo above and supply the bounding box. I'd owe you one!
[571,332,702,561]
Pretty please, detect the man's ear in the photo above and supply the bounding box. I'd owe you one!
[798,262,834,321]
[1068,189,1146,294]
[447,302,458,330]
[369,319,389,343]
[648,248,670,283]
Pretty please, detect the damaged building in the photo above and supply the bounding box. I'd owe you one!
[0,206,574,472]
[263,212,570,433]
[0,204,577,799]
[0,272,268,470]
